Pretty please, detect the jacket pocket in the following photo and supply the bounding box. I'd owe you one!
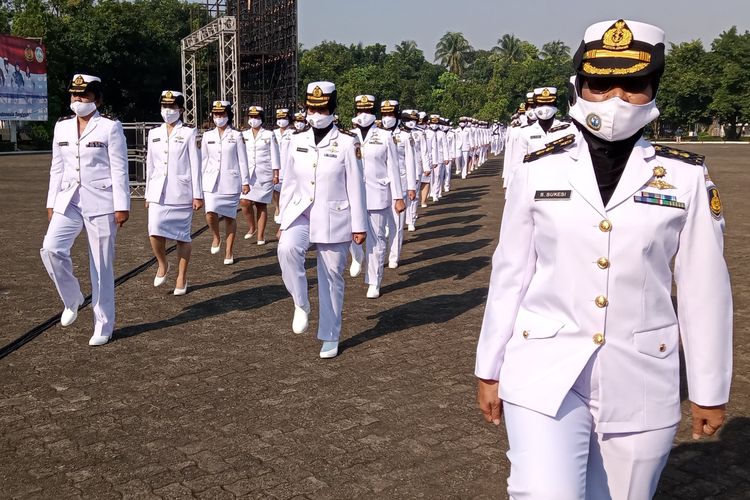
[633,324,678,359]
[328,200,350,212]
[91,177,112,190]
[514,308,565,340]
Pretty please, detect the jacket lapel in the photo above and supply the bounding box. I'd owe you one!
[605,140,653,210]
[78,112,100,141]
[567,139,607,217]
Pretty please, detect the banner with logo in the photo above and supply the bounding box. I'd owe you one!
[0,35,48,121]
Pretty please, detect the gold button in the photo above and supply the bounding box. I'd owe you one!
[595,295,608,308]
[597,257,609,269]
[593,333,605,345]
[309,197,313,201]
[599,220,612,232]
[659,343,666,352]
[522,330,529,339]
[311,181,315,185]
[312,162,317,168]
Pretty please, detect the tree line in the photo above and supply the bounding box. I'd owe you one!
[3,0,749,142]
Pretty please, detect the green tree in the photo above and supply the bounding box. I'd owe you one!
[707,27,750,140]
[434,31,473,76]
[540,40,570,60]
[494,34,524,63]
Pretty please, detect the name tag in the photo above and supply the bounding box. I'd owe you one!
[530,135,542,139]
[297,147,308,152]
[152,138,161,143]
[207,141,216,144]
[58,141,69,146]
[324,153,338,158]
[535,190,571,200]
[86,141,106,148]
[634,192,685,209]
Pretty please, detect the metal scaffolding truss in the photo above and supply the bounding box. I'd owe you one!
[181,16,239,126]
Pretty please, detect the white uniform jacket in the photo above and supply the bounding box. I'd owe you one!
[280,126,368,243]
[506,121,573,192]
[392,126,418,192]
[458,126,473,153]
[476,133,732,434]
[435,129,449,163]
[411,128,432,174]
[446,130,456,160]
[355,126,402,210]
[274,127,294,182]
[145,121,202,204]
[46,112,130,217]
[242,127,280,184]
[424,128,440,166]
[200,126,250,195]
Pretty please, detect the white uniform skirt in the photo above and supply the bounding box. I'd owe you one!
[148,203,193,242]
[273,181,282,193]
[204,192,239,219]
[242,180,274,204]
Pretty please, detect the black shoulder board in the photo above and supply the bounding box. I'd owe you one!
[292,127,308,134]
[523,134,576,163]
[548,123,571,133]
[183,123,195,128]
[338,128,355,137]
[57,114,74,122]
[99,113,116,120]
[653,144,705,166]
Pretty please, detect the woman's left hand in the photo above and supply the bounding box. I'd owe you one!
[242,184,250,195]
[691,402,726,439]
[193,198,204,211]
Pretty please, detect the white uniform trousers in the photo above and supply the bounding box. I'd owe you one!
[503,353,678,500]
[277,209,349,342]
[349,207,389,287]
[40,203,118,337]
[443,161,453,192]
[430,165,444,200]
[460,152,470,179]
[406,198,418,226]
[386,204,405,266]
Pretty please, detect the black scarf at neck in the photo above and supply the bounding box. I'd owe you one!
[313,123,334,145]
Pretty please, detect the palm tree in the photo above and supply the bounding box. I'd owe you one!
[494,34,524,63]
[395,40,423,60]
[435,32,473,76]
[540,40,571,60]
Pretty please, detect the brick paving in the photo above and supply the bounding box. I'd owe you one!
[0,148,747,499]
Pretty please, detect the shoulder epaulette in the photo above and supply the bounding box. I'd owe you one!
[292,127,308,134]
[58,114,74,122]
[548,123,571,133]
[183,123,195,128]
[338,128,356,137]
[653,144,705,166]
[99,113,116,121]
[523,134,576,163]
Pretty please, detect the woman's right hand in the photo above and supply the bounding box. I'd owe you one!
[144,201,149,209]
[477,378,502,426]
[47,208,53,221]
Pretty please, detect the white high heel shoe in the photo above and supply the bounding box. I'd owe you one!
[210,239,221,254]
[153,263,170,287]
[173,281,188,296]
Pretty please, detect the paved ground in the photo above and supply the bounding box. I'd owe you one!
[0,146,747,499]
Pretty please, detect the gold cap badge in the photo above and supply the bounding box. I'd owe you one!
[73,75,84,85]
[542,88,550,97]
[165,91,173,99]
[312,86,323,98]
[602,20,633,51]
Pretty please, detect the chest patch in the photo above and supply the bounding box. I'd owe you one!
[86,141,106,148]
[297,147,309,153]
[633,192,685,210]
[58,141,69,146]
[535,190,571,200]
[324,153,338,158]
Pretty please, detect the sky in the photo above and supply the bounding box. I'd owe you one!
[299,0,750,57]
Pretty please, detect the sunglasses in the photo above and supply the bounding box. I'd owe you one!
[584,77,652,95]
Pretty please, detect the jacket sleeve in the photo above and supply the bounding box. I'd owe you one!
[188,128,202,198]
[109,120,130,212]
[674,166,733,406]
[279,141,294,218]
[475,162,536,380]
[145,129,154,196]
[270,132,281,173]
[237,133,250,186]
[386,136,403,200]
[46,123,64,209]
[404,136,417,191]
[345,140,368,234]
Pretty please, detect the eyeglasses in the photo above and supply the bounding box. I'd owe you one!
[584,77,652,95]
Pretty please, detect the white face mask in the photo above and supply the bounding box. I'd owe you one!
[213,116,228,128]
[294,121,306,131]
[248,118,262,129]
[535,105,557,121]
[70,101,97,117]
[382,116,397,129]
[525,110,536,121]
[569,96,659,142]
[429,123,438,130]
[404,120,416,129]
[276,119,289,128]
[459,122,466,128]
[306,112,335,129]
[352,113,376,127]
[161,107,180,124]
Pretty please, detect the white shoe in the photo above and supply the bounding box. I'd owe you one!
[173,281,188,296]
[407,224,416,232]
[420,203,428,208]
[444,188,450,193]
[292,305,309,334]
[88,333,110,346]
[243,230,256,240]
[349,259,362,278]
[257,240,266,246]
[153,263,170,287]
[223,256,234,265]
[60,292,85,327]
[274,214,281,224]
[432,196,438,202]
[388,261,398,269]
[319,341,339,359]
[366,285,380,299]
[210,240,221,254]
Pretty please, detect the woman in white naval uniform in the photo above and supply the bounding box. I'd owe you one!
[476,20,733,499]
[273,108,294,224]
[145,91,203,295]
[347,95,405,299]
[381,100,417,268]
[402,110,431,225]
[277,81,368,359]
[41,74,130,346]
[240,105,280,245]
[201,100,250,265]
